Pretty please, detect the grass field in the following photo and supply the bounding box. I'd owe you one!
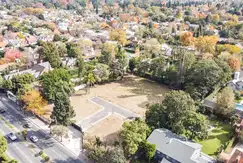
[198,119,233,157]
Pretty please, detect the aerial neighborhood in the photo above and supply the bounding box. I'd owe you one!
[1,0,243,163]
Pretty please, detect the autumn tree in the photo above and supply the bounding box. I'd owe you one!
[194,36,219,54]
[180,31,195,46]
[120,118,151,156]
[216,87,235,117]
[228,56,241,71]
[22,90,47,115]
[110,29,128,46]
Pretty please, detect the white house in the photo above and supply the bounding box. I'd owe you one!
[227,71,243,91]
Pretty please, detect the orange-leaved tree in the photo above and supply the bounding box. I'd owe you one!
[228,56,241,72]
[180,31,195,46]
[22,90,47,115]
[194,36,219,54]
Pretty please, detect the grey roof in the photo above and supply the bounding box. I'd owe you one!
[147,129,215,163]
[4,62,52,80]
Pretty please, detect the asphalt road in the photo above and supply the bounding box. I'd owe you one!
[0,97,83,163]
[0,115,42,163]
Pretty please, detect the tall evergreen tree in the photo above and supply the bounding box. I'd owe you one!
[51,90,75,126]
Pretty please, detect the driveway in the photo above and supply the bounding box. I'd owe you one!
[78,96,140,131]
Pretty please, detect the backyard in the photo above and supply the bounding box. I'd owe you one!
[198,119,234,157]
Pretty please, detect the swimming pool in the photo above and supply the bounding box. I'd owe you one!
[236,103,243,112]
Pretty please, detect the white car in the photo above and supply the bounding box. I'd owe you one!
[30,136,39,143]
[7,133,17,141]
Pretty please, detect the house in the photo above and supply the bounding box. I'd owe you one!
[147,128,215,163]
[226,149,243,163]
[4,62,52,80]
[227,71,243,91]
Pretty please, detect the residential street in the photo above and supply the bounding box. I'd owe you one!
[0,97,83,163]
[0,116,42,163]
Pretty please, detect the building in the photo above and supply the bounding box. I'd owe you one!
[147,128,215,163]
[227,71,243,91]
[4,62,52,80]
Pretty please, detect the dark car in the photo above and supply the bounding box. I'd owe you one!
[0,109,5,113]
[23,123,31,128]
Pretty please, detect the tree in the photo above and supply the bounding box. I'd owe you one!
[51,90,75,126]
[84,71,96,87]
[183,112,208,140]
[66,43,82,58]
[99,50,113,66]
[76,57,86,78]
[144,38,161,56]
[110,29,128,46]
[0,135,7,156]
[228,56,241,71]
[51,125,68,142]
[216,87,235,117]
[150,56,166,78]
[4,48,23,61]
[142,141,156,162]
[11,73,35,94]
[39,68,72,102]
[102,147,126,163]
[136,58,150,76]
[129,58,138,73]
[22,90,47,115]
[116,46,128,71]
[56,42,67,57]
[93,63,110,83]
[185,59,231,100]
[22,129,28,140]
[180,31,195,46]
[39,41,61,68]
[194,36,219,54]
[120,118,151,156]
[146,90,207,139]
[109,60,124,80]
[53,34,62,42]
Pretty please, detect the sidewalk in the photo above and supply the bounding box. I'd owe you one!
[27,116,90,162]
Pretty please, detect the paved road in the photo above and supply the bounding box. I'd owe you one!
[79,96,140,130]
[0,98,83,163]
[0,116,42,163]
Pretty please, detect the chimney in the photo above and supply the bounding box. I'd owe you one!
[234,72,240,81]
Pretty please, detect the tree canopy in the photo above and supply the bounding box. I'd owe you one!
[146,90,208,139]
[120,118,151,156]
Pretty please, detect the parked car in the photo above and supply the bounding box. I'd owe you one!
[0,109,5,113]
[23,123,31,128]
[30,136,39,143]
[7,133,17,141]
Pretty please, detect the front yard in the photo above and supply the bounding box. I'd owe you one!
[198,119,233,157]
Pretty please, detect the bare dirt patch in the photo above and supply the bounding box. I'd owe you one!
[72,74,169,122]
[85,114,126,144]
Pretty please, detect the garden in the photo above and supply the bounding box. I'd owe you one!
[197,119,234,157]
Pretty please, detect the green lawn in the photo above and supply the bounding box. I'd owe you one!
[197,119,233,157]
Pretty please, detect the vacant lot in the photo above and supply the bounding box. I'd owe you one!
[198,119,233,157]
[71,74,169,122]
[71,74,169,141]
[85,114,126,144]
